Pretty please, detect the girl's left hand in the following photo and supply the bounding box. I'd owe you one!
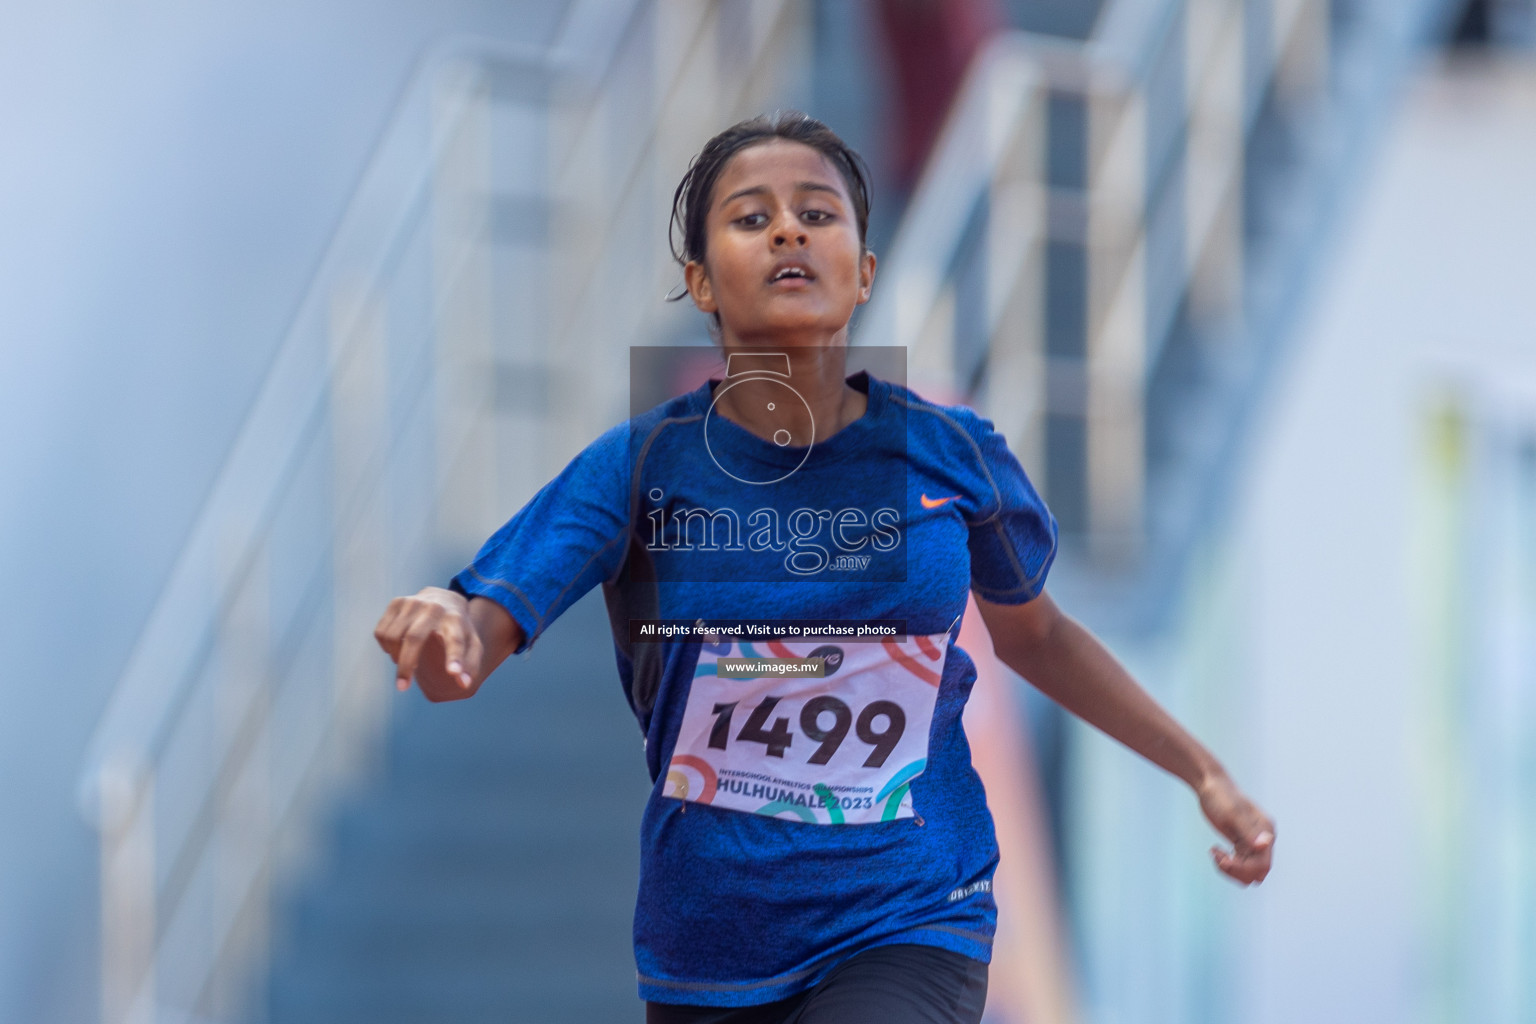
[1197,772,1275,886]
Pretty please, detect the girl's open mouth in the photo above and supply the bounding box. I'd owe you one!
[768,263,815,286]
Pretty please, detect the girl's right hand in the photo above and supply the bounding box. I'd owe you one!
[373,586,485,701]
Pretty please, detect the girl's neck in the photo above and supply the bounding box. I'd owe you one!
[713,336,866,444]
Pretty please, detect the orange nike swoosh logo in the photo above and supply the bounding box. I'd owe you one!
[920,494,960,509]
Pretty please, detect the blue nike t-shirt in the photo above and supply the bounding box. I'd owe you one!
[451,371,1056,1006]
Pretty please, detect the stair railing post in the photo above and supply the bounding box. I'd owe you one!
[1183,0,1247,323]
[1085,76,1148,565]
[982,57,1050,468]
[99,760,155,1024]
[431,58,501,556]
[205,538,273,1021]
[329,278,394,791]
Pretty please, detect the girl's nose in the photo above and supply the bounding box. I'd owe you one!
[772,213,807,247]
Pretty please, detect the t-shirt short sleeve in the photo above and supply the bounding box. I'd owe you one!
[450,422,631,651]
[959,413,1058,605]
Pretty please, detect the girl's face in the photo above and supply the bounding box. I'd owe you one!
[684,139,875,346]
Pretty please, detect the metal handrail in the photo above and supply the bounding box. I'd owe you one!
[76,4,810,1022]
[76,39,548,838]
[75,0,667,827]
[859,0,1456,585]
[858,17,1175,556]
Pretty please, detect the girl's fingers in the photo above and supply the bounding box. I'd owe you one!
[441,621,467,686]
[1214,849,1248,884]
[1212,844,1271,885]
[1221,798,1275,853]
[373,597,407,657]
[395,615,438,691]
[459,627,484,689]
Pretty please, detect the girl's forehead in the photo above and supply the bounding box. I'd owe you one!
[712,140,848,204]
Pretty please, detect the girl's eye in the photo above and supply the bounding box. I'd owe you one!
[802,209,833,223]
[736,213,768,227]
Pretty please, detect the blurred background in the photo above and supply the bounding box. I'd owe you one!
[3,0,1534,1021]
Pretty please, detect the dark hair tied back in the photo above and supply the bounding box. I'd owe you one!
[668,111,872,279]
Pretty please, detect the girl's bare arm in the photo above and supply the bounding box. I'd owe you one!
[974,590,1274,885]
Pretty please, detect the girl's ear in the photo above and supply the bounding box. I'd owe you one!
[684,260,717,314]
[855,249,877,305]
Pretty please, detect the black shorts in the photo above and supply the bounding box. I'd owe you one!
[645,944,988,1024]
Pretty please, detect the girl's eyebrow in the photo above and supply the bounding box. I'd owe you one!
[719,181,846,206]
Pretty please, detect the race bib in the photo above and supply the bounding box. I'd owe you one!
[663,635,949,824]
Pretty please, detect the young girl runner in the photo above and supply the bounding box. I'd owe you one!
[374,113,1274,1024]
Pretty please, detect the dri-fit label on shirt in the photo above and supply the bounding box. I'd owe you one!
[663,635,948,824]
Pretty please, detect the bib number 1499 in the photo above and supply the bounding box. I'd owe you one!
[709,696,906,767]
[666,636,946,824]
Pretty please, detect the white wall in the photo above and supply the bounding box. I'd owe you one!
[1239,52,1536,1024]
[0,4,564,1021]
[1068,51,1536,1024]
